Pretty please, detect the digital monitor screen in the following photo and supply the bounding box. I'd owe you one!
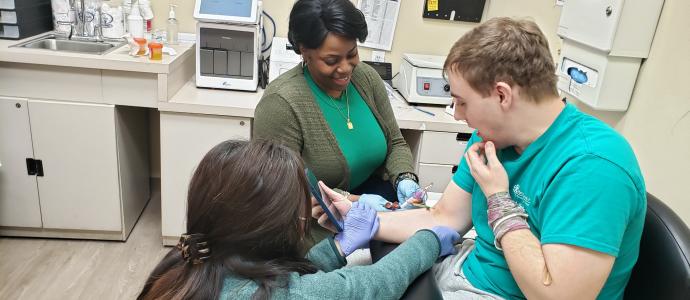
[199,0,252,18]
[370,64,391,80]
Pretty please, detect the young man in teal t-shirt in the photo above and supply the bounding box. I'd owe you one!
[313,17,645,300]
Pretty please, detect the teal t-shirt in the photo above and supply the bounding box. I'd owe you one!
[304,69,387,189]
[453,104,646,300]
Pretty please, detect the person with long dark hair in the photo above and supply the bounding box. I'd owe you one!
[137,139,459,299]
[254,0,424,245]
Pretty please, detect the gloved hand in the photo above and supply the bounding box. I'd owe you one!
[358,194,394,212]
[335,202,380,256]
[429,226,461,257]
[397,179,426,209]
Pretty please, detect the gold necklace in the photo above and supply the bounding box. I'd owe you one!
[325,88,353,130]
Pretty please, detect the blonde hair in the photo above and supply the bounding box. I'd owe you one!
[444,17,559,102]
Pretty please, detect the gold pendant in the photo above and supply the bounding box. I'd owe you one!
[347,121,353,130]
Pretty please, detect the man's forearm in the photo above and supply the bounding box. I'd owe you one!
[502,229,612,300]
[501,229,555,300]
[375,207,472,243]
[374,182,473,243]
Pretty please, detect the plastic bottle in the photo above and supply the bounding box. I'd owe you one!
[166,4,178,45]
[139,0,154,36]
[127,1,144,38]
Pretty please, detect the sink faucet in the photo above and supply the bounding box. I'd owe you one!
[57,0,112,42]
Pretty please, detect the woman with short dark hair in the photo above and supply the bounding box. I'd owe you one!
[254,0,424,245]
[137,139,459,299]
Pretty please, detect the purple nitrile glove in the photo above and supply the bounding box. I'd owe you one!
[335,202,380,256]
[430,226,461,257]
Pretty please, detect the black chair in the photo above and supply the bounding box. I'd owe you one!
[624,192,690,299]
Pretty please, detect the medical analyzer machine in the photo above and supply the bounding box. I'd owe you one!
[194,0,262,91]
[394,53,452,106]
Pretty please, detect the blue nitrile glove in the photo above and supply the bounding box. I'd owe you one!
[397,179,424,209]
[358,194,393,212]
[335,202,380,256]
[430,226,461,257]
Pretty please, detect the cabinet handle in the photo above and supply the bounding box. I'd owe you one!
[451,165,458,174]
[36,160,44,177]
[25,158,45,176]
[26,158,37,175]
[456,132,472,141]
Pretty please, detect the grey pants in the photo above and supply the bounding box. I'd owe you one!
[432,239,505,300]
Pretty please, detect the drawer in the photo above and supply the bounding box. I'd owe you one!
[418,163,455,193]
[0,62,102,103]
[418,131,468,165]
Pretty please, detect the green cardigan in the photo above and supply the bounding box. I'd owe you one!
[219,230,441,299]
[253,63,415,190]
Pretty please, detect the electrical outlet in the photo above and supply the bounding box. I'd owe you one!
[371,50,385,62]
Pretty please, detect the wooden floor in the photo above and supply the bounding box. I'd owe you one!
[0,189,168,300]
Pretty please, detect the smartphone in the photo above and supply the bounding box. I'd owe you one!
[305,169,344,232]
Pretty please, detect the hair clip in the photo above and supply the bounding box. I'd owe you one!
[177,233,211,264]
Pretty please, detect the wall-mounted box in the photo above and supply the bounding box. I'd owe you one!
[556,0,664,111]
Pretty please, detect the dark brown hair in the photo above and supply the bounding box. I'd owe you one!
[444,17,559,102]
[138,140,317,300]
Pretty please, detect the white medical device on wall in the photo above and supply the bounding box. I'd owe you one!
[556,0,664,111]
[268,37,302,83]
[194,0,262,91]
[394,53,452,105]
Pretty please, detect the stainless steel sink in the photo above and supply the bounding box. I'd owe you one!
[12,34,125,55]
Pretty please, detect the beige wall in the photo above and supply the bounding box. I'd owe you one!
[137,1,688,225]
[146,0,563,73]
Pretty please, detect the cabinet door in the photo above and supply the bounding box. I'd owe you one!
[28,100,121,231]
[160,112,250,242]
[0,97,42,227]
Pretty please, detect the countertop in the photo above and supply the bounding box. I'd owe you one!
[162,79,473,133]
[0,33,195,74]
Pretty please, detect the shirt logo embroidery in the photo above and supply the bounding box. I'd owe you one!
[512,184,532,207]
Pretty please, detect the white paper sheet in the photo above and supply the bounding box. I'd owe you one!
[357,0,400,51]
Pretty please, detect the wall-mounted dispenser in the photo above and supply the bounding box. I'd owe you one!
[556,0,664,111]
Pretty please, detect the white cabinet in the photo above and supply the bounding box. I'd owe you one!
[0,98,150,240]
[0,97,42,228]
[160,112,251,245]
[403,130,469,193]
[30,100,121,231]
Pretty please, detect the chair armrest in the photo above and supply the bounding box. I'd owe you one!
[370,240,443,300]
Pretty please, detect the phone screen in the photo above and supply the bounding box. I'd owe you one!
[305,169,344,232]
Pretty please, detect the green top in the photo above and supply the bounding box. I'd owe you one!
[253,63,414,190]
[304,68,387,189]
[453,104,646,300]
[219,230,441,299]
